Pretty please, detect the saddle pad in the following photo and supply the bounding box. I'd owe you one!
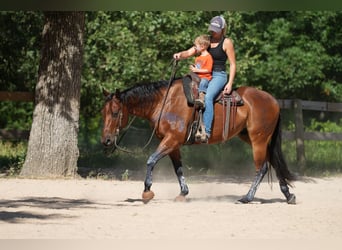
[182,75,197,106]
[182,74,244,106]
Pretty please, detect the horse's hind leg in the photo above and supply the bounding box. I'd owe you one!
[238,140,269,203]
[169,149,189,201]
[238,162,268,203]
[279,180,296,204]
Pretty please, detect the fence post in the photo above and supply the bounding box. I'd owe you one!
[293,99,306,173]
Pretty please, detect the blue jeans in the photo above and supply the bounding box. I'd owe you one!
[198,78,209,93]
[203,71,227,135]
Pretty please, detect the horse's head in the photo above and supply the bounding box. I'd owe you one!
[101,89,128,147]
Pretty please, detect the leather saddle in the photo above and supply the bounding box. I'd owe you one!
[182,73,244,144]
[182,72,244,106]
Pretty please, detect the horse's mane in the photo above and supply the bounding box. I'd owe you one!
[119,80,169,107]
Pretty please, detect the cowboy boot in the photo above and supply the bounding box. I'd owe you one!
[195,92,205,109]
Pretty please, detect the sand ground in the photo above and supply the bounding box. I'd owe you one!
[1,176,342,240]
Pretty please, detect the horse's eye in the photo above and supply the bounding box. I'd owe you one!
[112,112,119,118]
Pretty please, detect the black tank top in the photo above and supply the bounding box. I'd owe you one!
[208,37,227,72]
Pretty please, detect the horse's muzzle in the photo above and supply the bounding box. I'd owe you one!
[102,134,115,147]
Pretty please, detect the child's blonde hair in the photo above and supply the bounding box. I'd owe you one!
[194,35,211,49]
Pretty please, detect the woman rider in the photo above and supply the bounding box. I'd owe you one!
[173,15,236,143]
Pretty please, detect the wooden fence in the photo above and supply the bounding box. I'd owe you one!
[0,91,34,140]
[1,91,342,171]
[278,99,342,172]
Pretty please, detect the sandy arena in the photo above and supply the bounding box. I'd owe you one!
[1,175,342,240]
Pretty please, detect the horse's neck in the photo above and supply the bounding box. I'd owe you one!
[126,98,159,119]
[126,83,179,121]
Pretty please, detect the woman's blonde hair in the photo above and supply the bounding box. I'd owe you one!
[220,16,227,34]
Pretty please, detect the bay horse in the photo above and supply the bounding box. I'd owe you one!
[101,76,296,204]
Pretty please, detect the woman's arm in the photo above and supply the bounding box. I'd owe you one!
[223,38,236,94]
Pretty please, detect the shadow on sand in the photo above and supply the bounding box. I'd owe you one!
[0,197,111,223]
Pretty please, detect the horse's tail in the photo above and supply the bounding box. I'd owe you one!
[268,115,296,186]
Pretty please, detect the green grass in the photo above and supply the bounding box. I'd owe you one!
[0,141,27,176]
[285,140,342,177]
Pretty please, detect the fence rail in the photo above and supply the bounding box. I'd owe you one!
[0,91,34,140]
[278,99,342,173]
[0,91,34,102]
[278,99,342,112]
[279,99,342,141]
[0,129,30,140]
[282,131,342,141]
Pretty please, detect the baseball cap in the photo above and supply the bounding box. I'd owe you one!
[208,16,225,33]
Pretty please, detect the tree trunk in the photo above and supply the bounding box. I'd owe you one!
[20,12,85,178]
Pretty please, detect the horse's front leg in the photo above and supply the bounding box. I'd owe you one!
[169,149,189,201]
[142,151,163,203]
[142,142,175,203]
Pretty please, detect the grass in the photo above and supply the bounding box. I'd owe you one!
[282,140,342,176]
[0,141,27,176]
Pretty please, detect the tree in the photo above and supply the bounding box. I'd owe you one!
[237,11,342,102]
[20,12,85,177]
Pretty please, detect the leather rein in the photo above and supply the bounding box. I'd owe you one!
[111,59,178,154]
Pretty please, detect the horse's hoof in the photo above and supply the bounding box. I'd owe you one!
[174,195,187,202]
[236,196,251,204]
[142,190,155,204]
[287,194,296,205]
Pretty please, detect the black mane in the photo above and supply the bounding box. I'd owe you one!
[119,80,169,106]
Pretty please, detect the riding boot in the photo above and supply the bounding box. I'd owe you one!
[195,92,205,109]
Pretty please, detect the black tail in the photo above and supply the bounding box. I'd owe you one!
[269,115,296,185]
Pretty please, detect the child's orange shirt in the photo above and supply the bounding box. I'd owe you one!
[194,53,213,81]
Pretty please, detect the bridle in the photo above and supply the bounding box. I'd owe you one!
[110,101,153,154]
[111,103,137,154]
[106,59,178,154]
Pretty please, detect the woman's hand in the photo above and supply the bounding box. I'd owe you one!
[223,83,232,94]
[173,53,181,60]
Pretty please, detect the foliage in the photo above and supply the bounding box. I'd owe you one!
[0,11,341,177]
[0,11,42,91]
[0,141,27,176]
[0,11,43,130]
[238,11,342,101]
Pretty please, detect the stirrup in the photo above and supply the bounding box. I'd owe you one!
[200,133,209,143]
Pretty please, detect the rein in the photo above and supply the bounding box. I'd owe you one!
[142,59,178,150]
[155,59,178,131]
[113,59,178,154]
[113,115,137,153]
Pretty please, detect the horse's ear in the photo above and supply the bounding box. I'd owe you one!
[103,88,110,97]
